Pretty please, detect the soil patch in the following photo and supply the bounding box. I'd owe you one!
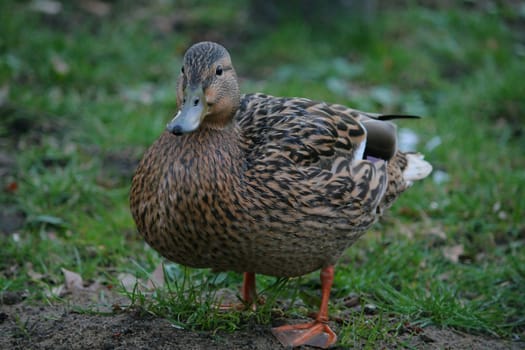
[0,290,522,350]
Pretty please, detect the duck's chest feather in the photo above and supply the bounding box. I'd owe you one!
[131,129,246,246]
[158,129,245,222]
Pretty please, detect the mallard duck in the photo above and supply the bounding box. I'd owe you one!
[130,41,432,348]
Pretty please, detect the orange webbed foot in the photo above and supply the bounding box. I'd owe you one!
[272,321,337,348]
[271,266,337,348]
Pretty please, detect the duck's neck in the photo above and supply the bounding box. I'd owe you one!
[186,123,239,153]
[170,124,243,188]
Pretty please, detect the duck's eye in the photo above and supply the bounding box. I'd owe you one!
[215,65,223,76]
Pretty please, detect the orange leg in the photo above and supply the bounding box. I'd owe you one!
[219,272,259,311]
[272,266,337,348]
[242,272,257,305]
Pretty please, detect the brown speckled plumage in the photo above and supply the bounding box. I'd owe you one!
[130,41,432,278]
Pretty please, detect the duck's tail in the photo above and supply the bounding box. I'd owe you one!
[403,153,433,185]
[377,151,432,212]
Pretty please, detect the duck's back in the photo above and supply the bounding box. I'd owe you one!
[235,93,390,226]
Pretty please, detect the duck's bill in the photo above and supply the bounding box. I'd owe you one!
[166,88,207,135]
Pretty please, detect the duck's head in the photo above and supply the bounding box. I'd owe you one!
[167,42,240,135]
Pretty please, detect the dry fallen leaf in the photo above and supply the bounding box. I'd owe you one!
[62,268,84,290]
[437,272,451,281]
[79,0,111,16]
[45,268,103,298]
[51,55,70,75]
[118,263,166,293]
[50,284,65,298]
[146,263,165,289]
[428,227,447,240]
[26,262,45,281]
[0,84,9,106]
[442,244,464,263]
[30,0,62,14]
[118,272,140,293]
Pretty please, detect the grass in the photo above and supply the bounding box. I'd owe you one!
[1,0,524,347]
[122,264,293,333]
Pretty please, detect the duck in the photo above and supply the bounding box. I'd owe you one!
[130,41,432,348]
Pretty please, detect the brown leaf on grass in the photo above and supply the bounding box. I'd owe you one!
[428,227,447,240]
[47,268,102,298]
[442,244,464,263]
[79,0,111,16]
[5,181,18,193]
[0,84,9,106]
[400,321,424,335]
[118,273,140,293]
[62,268,84,290]
[437,272,451,281]
[26,262,45,281]
[30,0,62,15]
[50,284,65,298]
[51,55,70,75]
[118,263,165,293]
[146,263,165,290]
[342,293,360,308]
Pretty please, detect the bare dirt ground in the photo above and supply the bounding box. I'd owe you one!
[1,289,522,350]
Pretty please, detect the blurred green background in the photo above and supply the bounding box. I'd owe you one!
[1,0,524,346]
